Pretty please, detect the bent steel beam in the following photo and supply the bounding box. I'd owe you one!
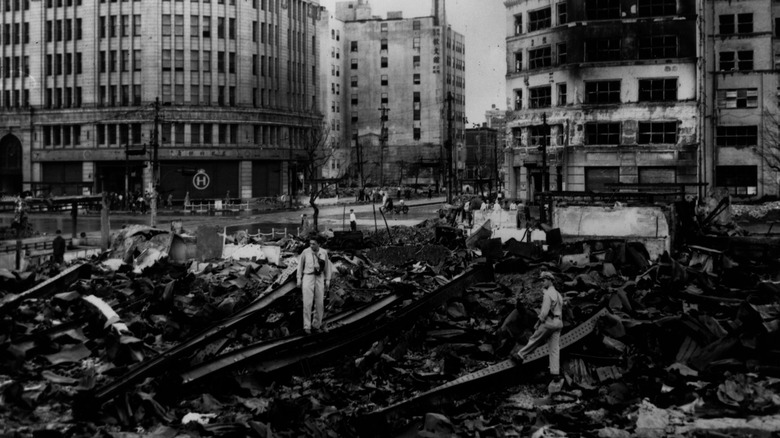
[0,263,88,315]
[363,307,610,426]
[74,278,297,418]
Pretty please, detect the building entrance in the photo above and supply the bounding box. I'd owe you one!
[0,134,23,196]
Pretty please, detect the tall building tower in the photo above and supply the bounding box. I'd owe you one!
[335,0,465,188]
[504,0,699,202]
[702,0,779,198]
[0,0,322,200]
[317,6,348,180]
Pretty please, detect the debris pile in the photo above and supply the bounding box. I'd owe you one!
[0,219,778,437]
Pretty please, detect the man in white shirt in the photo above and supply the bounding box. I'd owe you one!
[514,271,564,383]
[349,209,357,231]
[296,239,333,334]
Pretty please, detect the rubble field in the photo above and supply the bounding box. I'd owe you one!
[0,217,779,438]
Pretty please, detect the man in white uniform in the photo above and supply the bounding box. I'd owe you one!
[514,271,564,382]
[296,239,333,334]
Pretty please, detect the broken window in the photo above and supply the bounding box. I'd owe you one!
[716,165,757,196]
[717,88,758,108]
[585,167,619,191]
[528,46,551,69]
[586,0,620,20]
[716,125,758,147]
[638,78,677,102]
[528,125,552,146]
[557,2,567,25]
[719,50,753,71]
[585,122,621,145]
[638,121,677,144]
[585,38,621,62]
[585,80,621,104]
[638,35,678,59]
[719,13,753,35]
[514,89,522,110]
[514,52,523,72]
[557,83,567,106]
[514,14,522,35]
[529,85,551,108]
[350,41,358,52]
[528,7,551,32]
[638,0,676,17]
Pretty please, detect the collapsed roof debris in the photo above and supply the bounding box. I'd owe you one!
[0,198,778,437]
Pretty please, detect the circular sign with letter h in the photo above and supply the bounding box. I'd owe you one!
[192,169,210,190]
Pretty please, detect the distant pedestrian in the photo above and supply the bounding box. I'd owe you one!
[349,209,357,231]
[167,193,173,208]
[184,191,191,209]
[52,229,66,264]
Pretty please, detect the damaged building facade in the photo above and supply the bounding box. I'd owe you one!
[335,0,466,187]
[504,0,700,202]
[0,0,322,199]
[701,0,780,198]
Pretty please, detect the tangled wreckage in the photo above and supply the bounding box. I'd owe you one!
[1,193,779,437]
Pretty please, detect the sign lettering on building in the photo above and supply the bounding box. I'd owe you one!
[433,28,440,74]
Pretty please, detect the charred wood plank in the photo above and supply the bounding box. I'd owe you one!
[362,307,609,427]
[0,263,89,315]
[74,278,297,418]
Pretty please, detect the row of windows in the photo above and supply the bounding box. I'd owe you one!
[42,125,82,147]
[44,87,83,108]
[98,50,141,73]
[1,23,30,45]
[45,52,83,76]
[98,15,140,39]
[161,84,236,106]
[1,55,29,77]
[513,78,678,109]
[0,89,29,108]
[3,0,29,11]
[90,122,289,149]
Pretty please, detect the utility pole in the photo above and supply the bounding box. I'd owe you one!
[354,129,363,188]
[378,107,389,187]
[150,97,161,227]
[539,113,549,224]
[494,128,499,197]
[446,91,453,203]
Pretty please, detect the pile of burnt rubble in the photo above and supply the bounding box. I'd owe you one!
[0,221,778,438]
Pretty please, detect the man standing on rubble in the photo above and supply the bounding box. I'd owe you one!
[297,239,333,335]
[514,271,564,384]
[349,209,357,231]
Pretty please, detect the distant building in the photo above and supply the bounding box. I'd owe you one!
[318,8,349,181]
[462,126,501,196]
[503,0,699,202]
[335,0,465,188]
[0,0,321,200]
[702,0,779,198]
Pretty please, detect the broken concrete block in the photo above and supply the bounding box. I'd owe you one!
[418,412,454,438]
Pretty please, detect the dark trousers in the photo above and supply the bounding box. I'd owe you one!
[350,221,356,231]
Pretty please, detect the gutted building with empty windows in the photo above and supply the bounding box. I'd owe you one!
[702,0,780,198]
[336,0,465,187]
[0,0,322,200]
[504,0,700,202]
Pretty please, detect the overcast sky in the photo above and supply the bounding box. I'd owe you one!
[318,0,507,125]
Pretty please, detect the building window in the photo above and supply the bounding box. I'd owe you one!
[381,75,388,86]
[529,86,551,108]
[528,46,551,69]
[381,57,388,68]
[350,41,358,52]
[638,121,677,144]
[586,0,620,20]
[413,73,420,84]
[585,167,620,191]
[528,7,551,32]
[585,80,621,104]
[638,78,677,102]
[585,38,621,61]
[719,13,753,35]
[514,14,522,35]
[557,43,567,65]
[381,93,388,105]
[351,94,358,105]
[514,52,523,72]
[413,37,420,49]
[638,0,676,17]
[716,165,757,196]
[381,38,388,51]
[585,123,621,145]
[351,76,358,87]
[413,127,421,140]
[719,51,753,71]
[351,59,358,69]
[717,88,758,108]
[638,35,677,59]
[162,15,171,36]
[514,89,522,110]
[413,55,421,68]
[413,20,421,31]
[381,22,388,33]
[716,125,758,147]
[557,2,567,25]
[528,125,551,146]
[557,83,567,106]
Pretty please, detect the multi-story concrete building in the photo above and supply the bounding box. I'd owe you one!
[317,5,348,180]
[504,0,700,202]
[702,0,779,198]
[335,0,465,188]
[0,0,322,200]
[463,126,501,195]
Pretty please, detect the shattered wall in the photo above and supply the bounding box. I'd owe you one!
[553,205,670,259]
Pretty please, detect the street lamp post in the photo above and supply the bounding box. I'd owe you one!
[539,113,549,224]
